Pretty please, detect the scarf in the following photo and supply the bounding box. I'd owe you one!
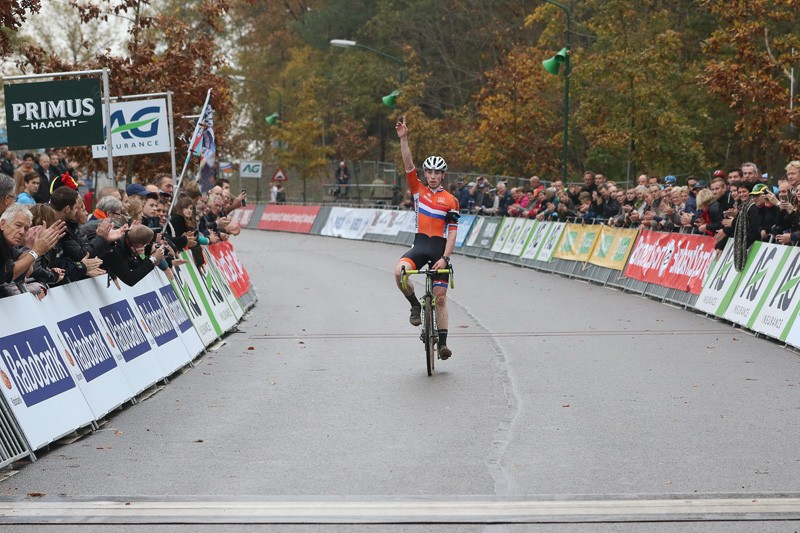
[92,209,108,220]
[733,198,754,271]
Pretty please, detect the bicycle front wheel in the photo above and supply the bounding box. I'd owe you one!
[423,294,435,376]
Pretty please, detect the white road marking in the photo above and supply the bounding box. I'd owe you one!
[1,496,799,524]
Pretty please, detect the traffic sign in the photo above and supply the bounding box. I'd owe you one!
[272,167,288,182]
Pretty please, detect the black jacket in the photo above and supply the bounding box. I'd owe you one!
[102,239,155,287]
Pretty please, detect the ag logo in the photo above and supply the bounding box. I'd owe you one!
[739,246,776,302]
[107,106,160,139]
[711,246,735,292]
[769,252,800,312]
[596,235,614,258]
[562,231,577,252]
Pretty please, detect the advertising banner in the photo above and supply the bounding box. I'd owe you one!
[4,78,104,149]
[169,258,219,346]
[396,210,417,234]
[520,220,549,260]
[91,98,170,158]
[45,281,133,419]
[499,218,528,255]
[206,241,251,298]
[720,242,791,327]
[0,293,95,450]
[78,277,167,395]
[183,251,237,335]
[320,207,377,239]
[464,216,486,247]
[153,273,205,358]
[229,204,256,228]
[510,219,537,256]
[239,160,263,178]
[258,205,320,233]
[203,248,245,322]
[555,223,601,262]
[693,240,739,315]
[490,217,515,253]
[535,222,566,262]
[366,210,404,236]
[455,214,476,248]
[129,274,194,375]
[741,245,800,340]
[475,217,501,248]
[624,230,716,294]
[588,226,639,270]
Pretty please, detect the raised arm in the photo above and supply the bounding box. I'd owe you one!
[395,116,414,173]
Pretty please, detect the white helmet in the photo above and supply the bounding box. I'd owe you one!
[422,156,447,172]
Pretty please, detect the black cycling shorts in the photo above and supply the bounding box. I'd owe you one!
[400,234,450,287]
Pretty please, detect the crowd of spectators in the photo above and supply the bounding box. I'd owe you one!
[0,145,247,300]
[425,161,800,264]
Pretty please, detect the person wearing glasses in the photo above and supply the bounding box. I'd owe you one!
[79,195,126,241]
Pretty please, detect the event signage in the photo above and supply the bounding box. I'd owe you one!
[693,240,740,315]
[464,216,485,247]
[206,241,251,298]
[499,218,528,255]
[4,78,104,149]
[258,205,320,233]
[229,204,256,228]
[555,223,600,262]
[320,207,377,239]
[56,312,117,383]
[239,160,263,178]
[170,258,219,345]
[155,279,205,359]
[535,222,565,262]
[91,98,170,158]
[588,226,638,271]
[490,217,515,253]
[477,218,500,248]
[455,215,476,248]
[367,210,404,236]
[520,220,550,260]
[721,242,790,327]
[746,245,800,340]
[133,292,179,347]
[510,219,537,256]
[98,300,151,362]
[624,230,715,294]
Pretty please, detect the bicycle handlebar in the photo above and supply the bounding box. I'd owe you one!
[401,265,455,290]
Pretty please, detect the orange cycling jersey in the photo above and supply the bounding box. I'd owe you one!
[407,168,460,239]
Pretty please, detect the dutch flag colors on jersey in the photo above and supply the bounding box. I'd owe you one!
[407,168,460,239]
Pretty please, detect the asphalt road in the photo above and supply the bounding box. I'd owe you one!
[1,229,799,532]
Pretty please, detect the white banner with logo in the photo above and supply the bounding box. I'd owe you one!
[721,242,790,327]
[490,217,515,253]
[535,221,566,262]
[321,207,377,240]
[0,293,95,450]
[92,98,171,158]
[499,218,528,255]
[170,259,218,346]
[693,240,742,316]
[746,245,800,343]
[42,280,134,420]
[77,277,166,395]
[520,219,550,260]
[239,160,263,178]
[465,216,485,247]
[367,210,404,236]
[152,270,206,359]
[510,219,537,256]
[203,248,245,322]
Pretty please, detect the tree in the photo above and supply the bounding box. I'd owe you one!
[0,0,40,56]
[700,0,800,172]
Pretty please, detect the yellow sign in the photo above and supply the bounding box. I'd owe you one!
[588,226,639,270]
[554,223,601,262]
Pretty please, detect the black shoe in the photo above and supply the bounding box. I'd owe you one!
[439,345,452,360]
[409,306,421,326]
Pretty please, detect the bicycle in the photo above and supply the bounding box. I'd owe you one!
[400,265,455,376]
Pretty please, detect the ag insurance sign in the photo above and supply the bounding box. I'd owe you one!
[4,78,104,149]
[92,98,171,158]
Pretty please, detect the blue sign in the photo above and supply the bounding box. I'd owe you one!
[57,312,117,383]
[0,326,75,407]
[456,215,476,247]
[159,285,193,333]
[134,292,178,346]
[99,300,150,362]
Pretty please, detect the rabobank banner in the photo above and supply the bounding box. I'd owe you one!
[92,98,171,158]
[4,78,104,149]
[624,230,715,294]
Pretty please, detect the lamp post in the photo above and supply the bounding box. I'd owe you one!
[330,39,404,66]
[542,0,571,184]
[228,74,283,122]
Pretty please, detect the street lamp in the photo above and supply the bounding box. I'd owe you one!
[228,74,283,122]
[541,0,571,184]
[330,39,405,106]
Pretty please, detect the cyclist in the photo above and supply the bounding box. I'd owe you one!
[394,116,460,360]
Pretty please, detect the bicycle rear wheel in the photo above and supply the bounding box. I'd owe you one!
[423,294,435,376]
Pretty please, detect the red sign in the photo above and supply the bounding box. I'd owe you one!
[624,230,716,294]
[206,241,251,298]
[258,205,320,233]
[229,204,255,227]
[272,168,287,182]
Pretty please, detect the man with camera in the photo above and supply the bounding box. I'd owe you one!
[102,225,166,287]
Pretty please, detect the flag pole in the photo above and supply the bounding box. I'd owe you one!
[165,88,212,224]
